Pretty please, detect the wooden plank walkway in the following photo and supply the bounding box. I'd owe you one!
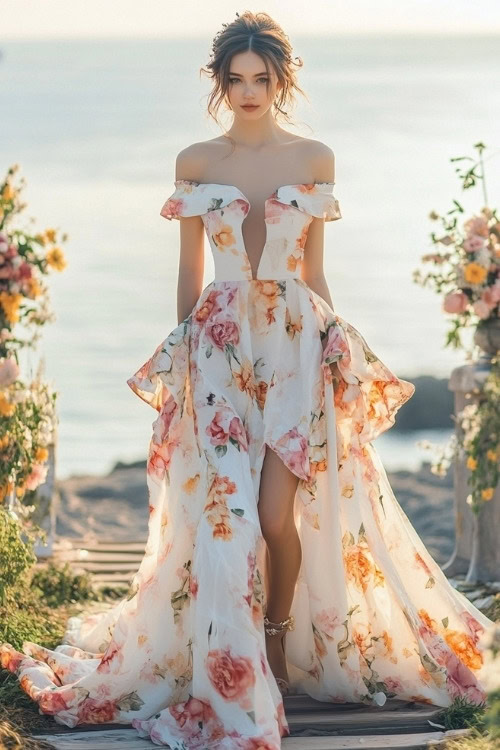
[33,696,471,749]
[38,542,471,747]
[49,538,146,587]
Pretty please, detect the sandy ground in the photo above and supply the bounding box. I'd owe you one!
[55,457,455,566]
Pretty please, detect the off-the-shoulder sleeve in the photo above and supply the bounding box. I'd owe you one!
[275,182,342,222]
[160,180,247,220]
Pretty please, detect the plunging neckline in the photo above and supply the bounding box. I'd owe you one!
[174,180,335,281]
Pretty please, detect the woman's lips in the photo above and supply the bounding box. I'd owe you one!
[241,104,259,110]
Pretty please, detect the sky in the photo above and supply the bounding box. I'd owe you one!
[1,0,500,39]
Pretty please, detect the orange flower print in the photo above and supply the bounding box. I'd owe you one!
[204,474,237,540]
[212,221,236,252]
[206,647,256,709]
[443,629,483,671]
[415,552,433,576]
[233,356,256,399]
[182,473,200,494]
[194,289,223,323]
[254,379,268,411]
[418,609,438,634]
[285,307,303,340]
[343,542,374,593]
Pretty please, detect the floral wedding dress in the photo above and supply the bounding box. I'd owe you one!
[1,179,495,749]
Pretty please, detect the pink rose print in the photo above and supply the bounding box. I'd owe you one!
[206,319,240,350]
[78,698,118,723]
[39,690,70,714]
[206,647,256,708]
[206,407,249,452]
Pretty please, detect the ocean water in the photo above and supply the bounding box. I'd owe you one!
[0,35,498,479]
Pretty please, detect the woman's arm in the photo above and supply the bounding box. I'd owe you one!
[300,142,336,310]
[174,148,206,324]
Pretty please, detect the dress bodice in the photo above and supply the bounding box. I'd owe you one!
[160,179,342,282]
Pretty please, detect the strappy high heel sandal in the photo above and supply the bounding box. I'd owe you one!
[264,614,295,697]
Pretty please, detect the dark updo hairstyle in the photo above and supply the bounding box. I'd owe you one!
[200,10,307,129]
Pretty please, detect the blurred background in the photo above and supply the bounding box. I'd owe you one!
[1,0,499,480]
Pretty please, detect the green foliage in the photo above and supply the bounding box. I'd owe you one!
[0,509,36,605]
[438,695,487,731]
[30,561,99,608]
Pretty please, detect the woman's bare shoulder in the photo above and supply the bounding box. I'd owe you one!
[174,138,228,182]
[296,137,336,183]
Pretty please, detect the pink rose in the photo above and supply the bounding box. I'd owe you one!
[272,427,309,480]
[473,299,491,319]
[206,647,256,706]
[78,698,118,723]
[464,216,489,238]
[322,324,349,366]
[228,416,249,450]
[0,357,19,387]
[206,319,240,350]
[39,690,69,714]
[25,463,48,491]
[443,291,468,314]
[463,235,485,253]
[206,409,231,446]
[160,197,185,219]
[482,283,500,306]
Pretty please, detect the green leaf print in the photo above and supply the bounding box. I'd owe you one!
[215,444,228,458]
[442,617,449,628]
[231,508,245,516]
[205,343,213,358]
[342,531,355,549]
[425,576,436,589]
[117,691,145,712]
[246,710,256,723]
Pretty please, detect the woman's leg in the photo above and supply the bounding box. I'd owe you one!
[258,444,302,684]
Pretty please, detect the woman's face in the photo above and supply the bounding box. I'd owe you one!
[225,50,280,118]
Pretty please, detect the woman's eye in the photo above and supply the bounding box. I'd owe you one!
[228,78,269,84]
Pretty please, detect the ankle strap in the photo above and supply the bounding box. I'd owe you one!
[264,614,295,635]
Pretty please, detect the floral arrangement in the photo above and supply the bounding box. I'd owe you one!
[413,142,500,514]
[0,163,66,517]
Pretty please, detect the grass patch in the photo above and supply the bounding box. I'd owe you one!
[0,562,130,743]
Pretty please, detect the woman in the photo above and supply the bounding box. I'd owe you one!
[1,11,495,750]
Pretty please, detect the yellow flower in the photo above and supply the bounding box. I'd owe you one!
[0,292,23,324]
[466,456,477,471]
[0,480,14,501]
[0,394,15,417]
[44,228,57,243]
[25,278,42,298]
[486,449,498,462]
[481,488,494,501]
[464,262,487,285]
[35,446,49,462]
[34,233,46,246]
[2,184,15,201]
[46,246,67,271]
